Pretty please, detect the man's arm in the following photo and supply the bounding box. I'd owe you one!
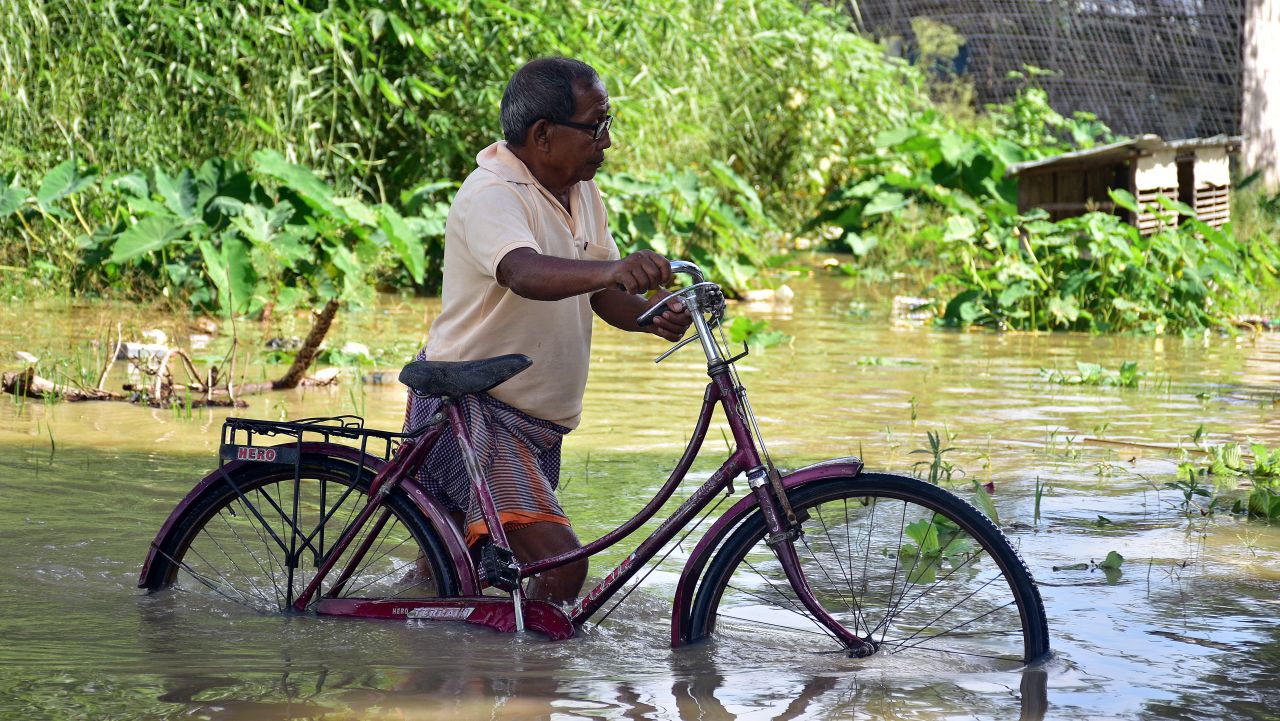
[497,247,672,300]
[590,288,691,342]
[497,247,692,341]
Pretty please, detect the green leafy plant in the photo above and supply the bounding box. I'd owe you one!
[1040,361,1142,387]
[1165,463,1216,516]
[911,428,963,485]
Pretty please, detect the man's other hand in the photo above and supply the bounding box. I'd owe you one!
[647,296,693,342]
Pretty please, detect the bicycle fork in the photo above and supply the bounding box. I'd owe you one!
[446,401,526,633]
[746,466,877,658]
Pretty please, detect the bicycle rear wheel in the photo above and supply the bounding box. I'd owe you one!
[145,454,459,611]
[688,473,1049,665]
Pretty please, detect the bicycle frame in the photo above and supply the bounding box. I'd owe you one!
[292,263,872,652]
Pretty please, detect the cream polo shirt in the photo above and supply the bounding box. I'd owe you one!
[422,141,620,429]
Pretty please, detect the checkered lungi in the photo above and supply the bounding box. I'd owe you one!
[403,369,571,547]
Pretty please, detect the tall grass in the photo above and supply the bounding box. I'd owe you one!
[1,0,922,226]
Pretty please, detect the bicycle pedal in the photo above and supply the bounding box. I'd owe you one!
[481,544,521,592]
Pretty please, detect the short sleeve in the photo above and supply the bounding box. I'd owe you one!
[460,184,541,277]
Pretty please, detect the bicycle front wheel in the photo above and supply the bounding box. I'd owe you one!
[145,454,460,612]
[688,473,1049,665]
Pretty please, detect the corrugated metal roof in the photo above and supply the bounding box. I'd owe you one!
[1005,135,1242,177]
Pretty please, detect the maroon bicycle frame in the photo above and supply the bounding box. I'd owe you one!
[292,358,869,653]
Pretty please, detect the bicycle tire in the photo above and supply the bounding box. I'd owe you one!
[687,473,1049,665]
[145,454,460,611]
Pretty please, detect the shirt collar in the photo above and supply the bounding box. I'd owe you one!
[476,141,539,185]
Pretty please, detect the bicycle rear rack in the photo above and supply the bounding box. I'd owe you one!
[219,415,432,466]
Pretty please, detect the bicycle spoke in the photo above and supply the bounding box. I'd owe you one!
[809,502,870,636]
[690,475,1047,664]
[887,577,1012,651]
[181,535,275,608]
[150,463,455,613]
[206,506,279,606]
[715,612,839,640]
[739,556,829,631]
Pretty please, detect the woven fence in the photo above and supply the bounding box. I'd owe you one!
[853,0,1244,140]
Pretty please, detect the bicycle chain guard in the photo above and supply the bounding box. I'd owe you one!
[481,544,521,592]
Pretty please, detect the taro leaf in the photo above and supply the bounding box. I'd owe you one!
[251,150,345,220]
[943,289,985,325]
[0,185,27,218]
[1097,551,1124,570]
[672,170,700,208]
[272,227,312,268]
[874,127,915,148]
[710,160,768,226]
[1117,361,1141,388]
[155,167,198,218]
[990,138,1024,168]
[268,202,295,230]
[199,238,256,316]
[379,205,425,284]
[329,244,366,299]
[110,215,184,263]
[940,133,967,165]
[844,178,883,199]
[998,282,1034,308]
[1156,194,1196,217]
[334,196,378,227]
[943,215,976,241]
[36,159,98,209]
[274,285,311,313]
[904,518,941,555]
[844,231,878,257]
[111,171,149,198]
[231,204,273,245]
[1048,295,1080,325]
[207,196,246,217]
[862,191,907,217]
[1108,188,1140,214]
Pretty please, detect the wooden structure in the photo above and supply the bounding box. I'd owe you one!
[1007,135,1241,234]
[855,0,1278,190]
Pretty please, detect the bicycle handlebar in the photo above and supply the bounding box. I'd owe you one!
[669,259,705,285]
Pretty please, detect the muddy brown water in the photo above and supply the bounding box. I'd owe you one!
[1,271,1278,719]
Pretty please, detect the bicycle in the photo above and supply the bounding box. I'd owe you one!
[139,260,1050,665]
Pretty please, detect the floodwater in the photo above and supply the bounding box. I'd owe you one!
[1,268,1278,720]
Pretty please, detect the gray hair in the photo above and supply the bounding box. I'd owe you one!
[501,57,600,146]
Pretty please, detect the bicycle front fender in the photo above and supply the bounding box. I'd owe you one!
[669,456,863,647]
[137,442,478,594]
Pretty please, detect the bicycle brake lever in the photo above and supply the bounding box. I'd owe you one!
[653,333,701,364]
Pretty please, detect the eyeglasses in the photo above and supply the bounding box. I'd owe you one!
[549,113,613,142]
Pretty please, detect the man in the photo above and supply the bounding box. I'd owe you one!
[404,57,692,605]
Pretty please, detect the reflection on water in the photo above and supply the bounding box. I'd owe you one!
[1,271,1278,719]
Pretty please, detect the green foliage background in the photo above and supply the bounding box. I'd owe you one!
[1,1,1276,333]
[1,0,923,307]
[1,0,917,217]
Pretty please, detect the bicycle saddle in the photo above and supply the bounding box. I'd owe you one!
[398,354,533,398]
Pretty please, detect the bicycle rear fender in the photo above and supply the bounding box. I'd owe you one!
[668,456,863,647]
[137,442,479,594]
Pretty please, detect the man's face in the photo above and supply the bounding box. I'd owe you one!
[547,79,612,183]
